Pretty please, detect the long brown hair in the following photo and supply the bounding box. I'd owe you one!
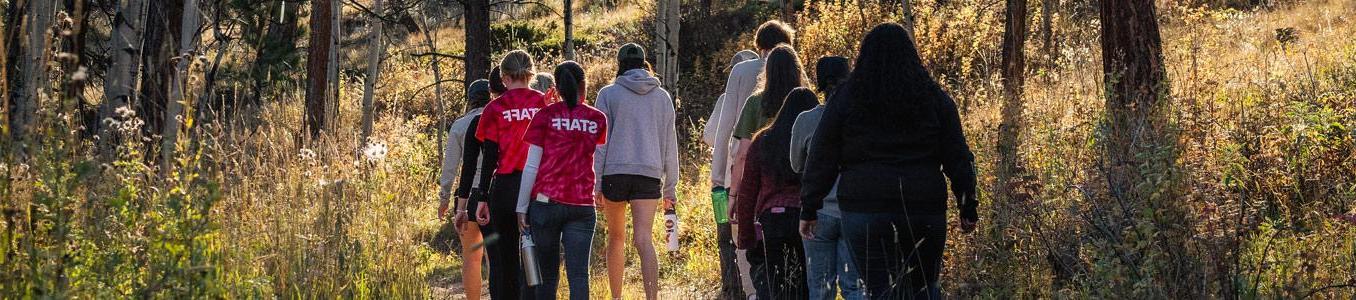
[757,44,807,120]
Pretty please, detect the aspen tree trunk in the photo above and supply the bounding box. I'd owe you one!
[654,0,679,90]
[102,0,147,155]
[901,0,917,42]
[360,0,385,144]
[1,0,17,146]
[12,0,55,155]
[162,0,200,175]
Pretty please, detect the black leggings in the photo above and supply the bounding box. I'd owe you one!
[840,212,946,299]
[478,172,533,300]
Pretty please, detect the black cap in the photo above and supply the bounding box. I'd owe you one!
[618,43,646,61]
[467,79,491,104]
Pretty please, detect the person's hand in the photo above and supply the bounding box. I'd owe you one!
[594,193,606,208]
[476,202,491,226]
[518,213,530,231]
[960,217,977,234]
[663,198,677,211]
[453,210,469,231]
[799,220,817,240]
[438,200,450,220]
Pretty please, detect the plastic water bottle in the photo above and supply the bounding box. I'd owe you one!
[521,231,542,286]
[711,187,730,224]
[664,205,680,252]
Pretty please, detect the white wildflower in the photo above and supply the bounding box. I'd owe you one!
[114,105,135,119]
[298,148,317,161]
[363,142,388,162]
[72,67,88,81]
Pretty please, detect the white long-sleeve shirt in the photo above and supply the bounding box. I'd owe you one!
[438,108,484,203]
[710,58,764,187]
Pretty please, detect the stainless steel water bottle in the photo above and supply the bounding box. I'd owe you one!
[521,231,542,286]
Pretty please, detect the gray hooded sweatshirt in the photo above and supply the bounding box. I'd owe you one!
[593,69,682,199]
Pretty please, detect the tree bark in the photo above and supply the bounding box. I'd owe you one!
[137,0,185,159]
[2,0,23,148]
[162,0,201,175]
[901,0,917,42]
[563,0,575,60]
[1099,0,1168,202]
[360,0,385,144]
[12,0,56,156]
[1040,0,1057,69]
[463,0,491,91]
[306,0,335,137]
[654,0,679,91]
[1098,0,1195,295]
[997,0,1027,207]
[102,0,147,155]
[62,0,98,138]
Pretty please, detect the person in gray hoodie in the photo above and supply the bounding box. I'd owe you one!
[593,43,680,300]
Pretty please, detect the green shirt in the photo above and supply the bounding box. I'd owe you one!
[733,93,767,139]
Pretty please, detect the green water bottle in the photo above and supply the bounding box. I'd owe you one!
[711,187,730,224]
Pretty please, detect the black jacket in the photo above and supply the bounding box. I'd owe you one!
[799,83,978,220]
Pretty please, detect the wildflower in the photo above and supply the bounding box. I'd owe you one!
[298,148,318,161]
[115,106,135,119]
[363,142,388,162]
[72,66,88,81]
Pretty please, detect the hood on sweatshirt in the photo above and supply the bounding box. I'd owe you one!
[615,69,662,95]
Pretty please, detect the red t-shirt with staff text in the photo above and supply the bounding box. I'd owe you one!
[476,88,547,174]
[523,102,608,206]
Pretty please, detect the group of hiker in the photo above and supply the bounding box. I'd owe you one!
[437,20,978,300]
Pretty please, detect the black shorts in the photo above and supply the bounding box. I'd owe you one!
[600,174,662,201]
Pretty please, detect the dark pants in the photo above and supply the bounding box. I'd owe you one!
[747,242,769,299]
[717,222,746,299]
[527,201,596,300]
[841,212,946,300]
[479,172,533,300]
[758,208,809,300]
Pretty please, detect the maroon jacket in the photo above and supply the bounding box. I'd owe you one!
[735,138,802,249]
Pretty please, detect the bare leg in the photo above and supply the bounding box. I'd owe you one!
[603,198,630,300]
[629,199,661,300]
[459,224,485,300]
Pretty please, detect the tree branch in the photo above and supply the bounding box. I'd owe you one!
[409,52,465,60]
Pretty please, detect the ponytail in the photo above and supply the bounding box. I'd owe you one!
[553,61,587,108]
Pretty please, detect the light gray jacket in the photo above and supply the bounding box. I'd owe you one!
[593,69,681,199]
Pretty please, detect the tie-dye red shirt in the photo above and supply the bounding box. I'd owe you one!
[476,88,547,174]
[523,102,608,206]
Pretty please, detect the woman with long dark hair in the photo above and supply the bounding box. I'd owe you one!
[735,87,820,299]
[516,61,607,300]
[729,43,807,298]
[799,23,979,299]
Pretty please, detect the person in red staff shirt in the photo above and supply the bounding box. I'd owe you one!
[470,50,547,300]
[515,61,607,300]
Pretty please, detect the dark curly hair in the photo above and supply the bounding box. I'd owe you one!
[844,23,946,133]
[757,44,807,121]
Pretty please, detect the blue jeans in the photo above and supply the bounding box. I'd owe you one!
[841,212,946,300]
[528,201,597,300]
[803,212,865,300]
